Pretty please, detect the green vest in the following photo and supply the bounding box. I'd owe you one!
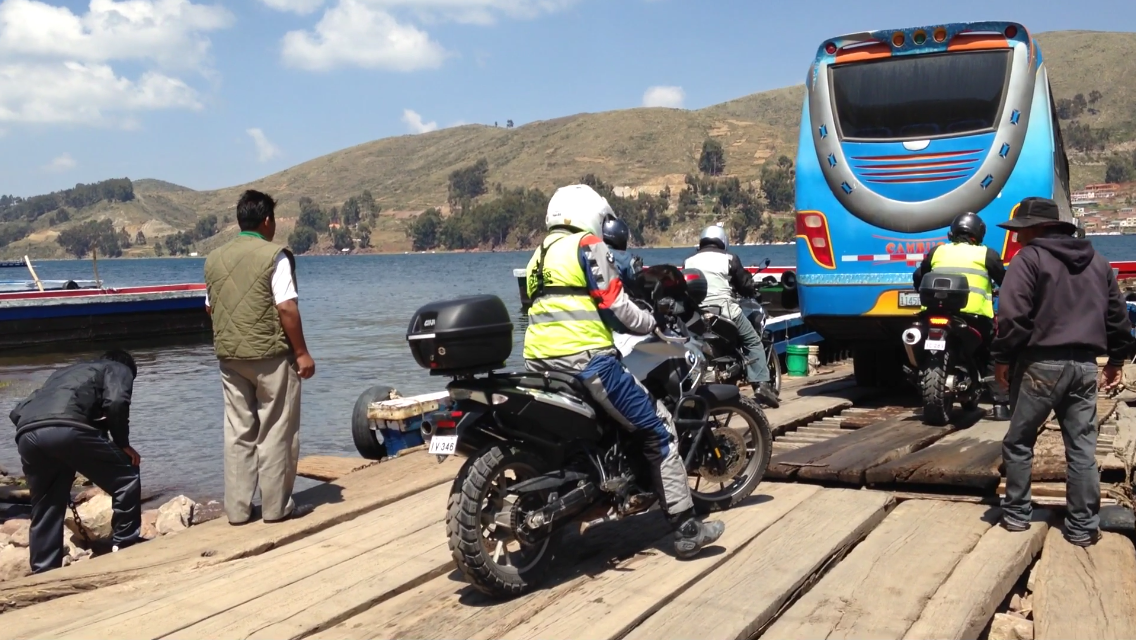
[204,233,296,360]
[523,231,613,360]
[929,242,994,318]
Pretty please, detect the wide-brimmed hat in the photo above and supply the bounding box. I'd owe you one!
[998,197,1077,234]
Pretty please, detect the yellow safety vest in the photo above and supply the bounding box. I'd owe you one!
[929,242,994,318]
[523,231,614,360]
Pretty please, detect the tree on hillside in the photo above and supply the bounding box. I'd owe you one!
[49,209,70,225]
[135,230,147,246]
[194,214,219,240]
[153,242,164,257]
[289,226,318,255]
[1089,90,1103,105]
[341,197,361,227]
[332,226,354,251]
[0,222,30,249]
[359,190,378,220]
[761,156,796,212]
[408,208,443,251]
[297,197,327,231]
[56,219,122,258]
[699,139,726,176]
[1065,121,1109,153]
[448,159,490,208]
[118,227,132,249]
[1106,154,1135,184]
[357,223,372,249]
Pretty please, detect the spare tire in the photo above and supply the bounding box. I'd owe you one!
[352,385,394,460]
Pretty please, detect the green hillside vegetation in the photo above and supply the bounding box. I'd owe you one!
[3,30,1134,260]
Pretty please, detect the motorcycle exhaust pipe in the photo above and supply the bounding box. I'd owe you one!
[901,328,922,368]
[419,418,435,439]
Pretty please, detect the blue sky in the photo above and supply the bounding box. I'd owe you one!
[2,0,1135,197]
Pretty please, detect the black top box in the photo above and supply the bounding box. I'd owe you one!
[407,295,513,375]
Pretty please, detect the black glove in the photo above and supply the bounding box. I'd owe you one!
[656,296,677,316]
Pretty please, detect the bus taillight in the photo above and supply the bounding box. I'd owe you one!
[1002,231,1023,264]
[796,211,836,269]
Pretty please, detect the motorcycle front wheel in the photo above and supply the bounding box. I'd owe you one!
[689,394,772,513]
[447,446,555,599]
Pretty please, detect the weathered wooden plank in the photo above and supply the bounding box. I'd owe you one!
[0,484,452,640]
[762,500,994,640]
[624,489,894,640]
[762,382,872,436]
[311,508,684,640]
[769,412,964,484]
[1033,528,1136,640]
[497,483,823,640]
[904,520,1048,640]
[865,420,1007,489]
[296,455,378,482]
[0,452,463,612]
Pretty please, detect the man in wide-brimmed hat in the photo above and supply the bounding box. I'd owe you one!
[992,196,1134,547]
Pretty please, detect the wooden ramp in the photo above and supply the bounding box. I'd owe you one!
[1032,528,1136,640]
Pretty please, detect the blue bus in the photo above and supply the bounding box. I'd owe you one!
[789,21,1075,385]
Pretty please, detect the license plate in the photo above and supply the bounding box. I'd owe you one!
[898,291,921,308]
[924,339,946,352]
[428,435,458,456]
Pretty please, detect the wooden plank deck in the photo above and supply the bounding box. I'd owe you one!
[1032,528,1136,640]
[4,363,1135,640]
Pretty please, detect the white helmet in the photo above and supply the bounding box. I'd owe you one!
[699,224,728,250]
[546,184,614,237]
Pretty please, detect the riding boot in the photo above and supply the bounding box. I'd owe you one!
[668,509,726,559]
[989,404,1012,421]
[751,383,780,409]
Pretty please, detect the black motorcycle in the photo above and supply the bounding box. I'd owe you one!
[406,265,772,599]
[693,259,781,395]
[902,271,984,426]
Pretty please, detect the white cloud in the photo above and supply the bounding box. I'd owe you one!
[0,0,233,126]
[401,108,437,134]
[282,0,448,72]
[44,152,76,172]
[0,61,201,124]
[246,128,281,162]
[259,0,324,15]
[642,85,684,109]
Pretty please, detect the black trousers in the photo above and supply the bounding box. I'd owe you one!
[16,425,142,573]
[963,314,1009,405]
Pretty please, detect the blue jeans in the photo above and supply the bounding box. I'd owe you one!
[728,305,769,384]
[577,355,694,516]
[1001,353,1100,538]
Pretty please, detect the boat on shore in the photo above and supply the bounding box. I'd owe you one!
[0,258,209,354]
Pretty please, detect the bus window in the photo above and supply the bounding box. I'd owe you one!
[1048,83,1071,197]
[830,50,1012,141]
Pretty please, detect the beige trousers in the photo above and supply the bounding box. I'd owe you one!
[219,355,301,523]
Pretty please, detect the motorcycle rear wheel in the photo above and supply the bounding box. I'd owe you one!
[447,446,555,599]
[921,359,952,426]
[689,394,772,513]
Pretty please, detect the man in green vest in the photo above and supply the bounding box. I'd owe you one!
[204,190,315,525]
[913,212,1009,420]
[524,184,725,560]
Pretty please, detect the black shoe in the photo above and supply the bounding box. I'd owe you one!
[1000,516,1030,532]
[751,383,781,409]
[673,517,726,559]
[1065,530,1101,547]
[989,404,1012,421]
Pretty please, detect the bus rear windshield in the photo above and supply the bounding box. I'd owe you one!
[831,50,1011,140]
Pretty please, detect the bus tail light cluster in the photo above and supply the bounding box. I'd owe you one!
[796,211,836,269]
[1002,231,1023,264]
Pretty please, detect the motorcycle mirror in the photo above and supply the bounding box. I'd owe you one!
[764,258,771,267]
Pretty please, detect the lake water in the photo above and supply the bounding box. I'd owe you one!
[0,237,1133,501]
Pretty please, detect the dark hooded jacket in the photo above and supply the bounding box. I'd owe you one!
[992,235,1135,365]
[9,360,134,446]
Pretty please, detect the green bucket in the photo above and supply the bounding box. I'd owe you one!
[786,344,809,377]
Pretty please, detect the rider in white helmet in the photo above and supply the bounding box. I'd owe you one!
[523,184,726,559]
[684,224,780,408]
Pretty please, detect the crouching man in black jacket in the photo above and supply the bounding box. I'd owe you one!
[10,350,143,572]
[992,197,1135,547]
